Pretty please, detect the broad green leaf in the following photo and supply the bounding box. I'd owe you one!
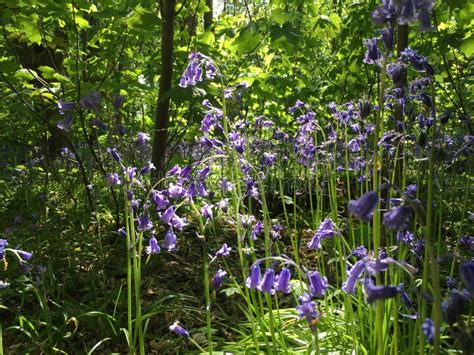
[271,8,288,26]
[460,37,474,57]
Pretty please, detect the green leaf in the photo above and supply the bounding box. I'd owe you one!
[271,8,288,26]
[75,15,89,29]
[460,37,474,57]
[199,31,215,45]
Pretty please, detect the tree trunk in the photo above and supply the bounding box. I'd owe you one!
[152,0,177,179]
[204,0,213,30]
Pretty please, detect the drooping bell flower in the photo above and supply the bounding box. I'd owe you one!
[308,218,337,251]
[342,259,367,294]
[126,167,138,180]
[351,246,368,259]
[151,190,169,210]
[460,261,474,296]
[168,183,187,200]
[246,262,261,289]
[146,235,160,255]
[169,321,189,337]
[107,147,121,162]
[288,100,305,114]
[251,221,264,241]
[136,132,150,146]
[383,205,412,230]
[58,99,75,115]
[387,63,406,87]
[117,227,127,237]
[18,250,33,261]
[163,229,177,252]
[400,47,434,75]
[171,214,187,231]
[274,268,291,294]
[442,289,470,324]
[0,239,8,259]
[258,268,275,295]
[363,277,399,303]
[381,27,394,52]
[363,38,381,65]
[113,94,124,109]
[137,215,153,231]
[201,203,213,220]
[139,162,155,175]
[215,243,231,257]
[308,271,328,298]
[212,269,227,289]
[348,192,379,222]
[106,173,122,186]
[296,293,320,324]
[422,318,435,344]
[80,92,101,111]
[57,115,74,131]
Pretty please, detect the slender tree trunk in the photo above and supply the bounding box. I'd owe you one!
[204,0,213,30]
[152,0,176,178]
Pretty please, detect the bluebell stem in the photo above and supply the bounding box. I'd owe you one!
[308,271,328,297]
[169,321,189,337]
[246,262,261,289]
[422,318,435,344]
[348,191,379,222]
[274,268,291,294]
[163,229,177,252]
[296,293,320,324]
[212,269,227,289]
[215,243,231,257]
[146,236,161,255]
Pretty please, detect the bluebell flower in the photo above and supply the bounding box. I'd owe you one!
[348,192,379,222]
[113,94,124,109]
[381,27,394,52]
[126,167,137,180]
[261,152,277,167]
[57,99,75,115]
[387,63,406,87]
[151,190,169,210]
[57,115,74,131]
[215,243,231,257]
[171,214,186,231]
[441,288,470,324]
[137,215,153,231]
[308,270,328,297]
[274,268,291,294]
[212,269,227,289]
[400,47,434,75]
[169,321,189,337]
[136,132,150,146]
[118,227,127,237]
[179,51,218,88]
[163,229,177,251]
[251,221,264,240]
[363,277,399,303]
[0,239,8,259]
[140,162,156,175]
[18,250,33,261]
[80,92,101,111]
[106,173,122,186]
[168,183,187,200]
[107,147,121,162]
[446,276,456,289]
[258,268,275,295]
[146,236,160,255]
[296,293,320,324]
[288,100,305,114]
[246,262,261,289]
[201,203,213,220]
[342,259,367,294]
[308,218,337,250]
[351,246,368,259]
[422,318,435,344]
[363,38,381,65]
[270,223,283,240]
[397,230,414,244]
[460,261,474,296]
[383,206,412,230]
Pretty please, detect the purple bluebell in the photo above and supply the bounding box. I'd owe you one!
[419,92,433,108]
[146,236,161,255]
[163,229,177,251]
[18,250,33,261]
[381,27,394,52]
[107,148,121,162]
[151,190,168,210]
[137,215,153,231]
[106,173,121,186]
[169,321,189,337]
[57,115,74,131]
[240,215,256,229]
[136,132,150,146]
[126,167,137,180]
[348,138,360,152]
[442,289,470,324]
[212,269,227,289]
[348,192,379,222]
[0,281,9,289]
[80,92,101,111]
[308,218,337,250]
[168,183,187,200]
[387,63,406,87]
[422,318,435,344]
[405,184,417,198]
[400,47,434,75]
[288,100,305,114]
[201,203,213,220]
[342,259,367,294]
[20,262,33,273]
[308,270,328,297]
[460,261,474,296]
[261,152,277,167]
[296,293,320,324]
[130,199,140,212]
[270,223,283,240]
[459,236,474,251]
[198,166,210,180]
[0,239,8,259]
[229,131,245,154]
[217,199,229,212]
[113,94,124,109]
[246,262,261,289]
[363,278,399,303]
[383,205,412,230]
[58,99,75,115]
[351,246,368,259]
[215,243,231,257]
[258,268,275,295]
[140,162,156,175]
[251,221,263,241]
[397,230,414,244]
[446,276,456,289]
[363,38,381,65]
[274,268,291,294]
[118,227,127,237]
[171,214,186,231]
[398,284,414,309]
